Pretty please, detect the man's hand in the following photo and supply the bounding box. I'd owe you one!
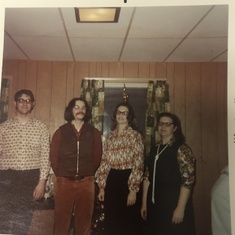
[33,179,46,200]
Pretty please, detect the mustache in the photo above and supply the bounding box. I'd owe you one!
[76,112,85,115]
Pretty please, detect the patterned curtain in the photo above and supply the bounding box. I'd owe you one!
[80,79,105,133]
[0,78,10,123]
[145,80,170,155]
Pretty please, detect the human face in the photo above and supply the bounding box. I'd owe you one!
[116,106,129,126]
[157,116,176,141]
[72,100,86,121]
[15,94,34,116]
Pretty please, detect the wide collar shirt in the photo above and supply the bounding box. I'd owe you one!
[0,116,50,179]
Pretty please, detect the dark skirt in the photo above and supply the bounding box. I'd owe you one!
[104,169,143,235]
[147,186,195,235]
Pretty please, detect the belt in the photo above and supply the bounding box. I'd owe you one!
[64,175,85,181]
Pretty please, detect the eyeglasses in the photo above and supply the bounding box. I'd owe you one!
[74,105,86,111]
[158,121,173,127]
[116,110,129,116]
[17,98,32,104]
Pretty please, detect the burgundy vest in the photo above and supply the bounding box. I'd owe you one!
[57,122,95,177]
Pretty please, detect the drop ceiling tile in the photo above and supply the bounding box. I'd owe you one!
[5,8,66,37]
[70,38,124,61]
[13,36,73,61]
[121,38,182,62]
[3,34,28,60]
[167,38,227,62]
[129,5,212,38]
[189,5,228,38]
[212,52,227,62]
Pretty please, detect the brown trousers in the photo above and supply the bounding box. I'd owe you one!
[53,176,95,235]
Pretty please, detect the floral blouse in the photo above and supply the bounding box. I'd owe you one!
[95,126,144,192]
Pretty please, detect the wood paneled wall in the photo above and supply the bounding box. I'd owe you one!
[2,60,228,235]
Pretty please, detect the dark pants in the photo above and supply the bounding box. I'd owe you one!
[0,169,40,234]
[104,169,142,235]
[53,176,95,235]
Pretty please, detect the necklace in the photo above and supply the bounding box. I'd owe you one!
[156,144,168,157]
[152,144,168,204]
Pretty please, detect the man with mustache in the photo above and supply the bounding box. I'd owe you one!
[50,97,102,235]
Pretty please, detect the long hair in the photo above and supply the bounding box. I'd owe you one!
[64,97,91,123]
[111,102,138,131]
[157,112,185,144]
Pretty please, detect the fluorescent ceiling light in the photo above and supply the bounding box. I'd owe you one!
[75,7,121,23]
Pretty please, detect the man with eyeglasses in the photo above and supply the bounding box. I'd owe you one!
[0,89,50,234]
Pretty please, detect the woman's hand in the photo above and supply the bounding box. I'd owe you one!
[172,187,190,224]
[141,179,150,221]
[98,188,105,201]
[140,203,147,220]
[172,206,184,224]
[127,190,136,206]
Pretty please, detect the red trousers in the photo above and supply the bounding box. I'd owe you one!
[53,176,95,235]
